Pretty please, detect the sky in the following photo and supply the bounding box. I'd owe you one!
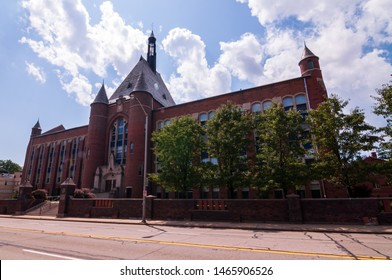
[0,0,391,166]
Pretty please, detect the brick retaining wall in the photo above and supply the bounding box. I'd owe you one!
[56,189,392,225]
[301,198,382,224]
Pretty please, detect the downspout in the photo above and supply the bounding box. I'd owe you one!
[303,77,311,109]
[304,77,326,198]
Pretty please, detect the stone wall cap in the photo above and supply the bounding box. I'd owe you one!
[60,177,76,186]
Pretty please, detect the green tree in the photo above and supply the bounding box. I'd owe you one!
[149,116,205,197]
[307,95,379,195]
[253,102,310,195]
[373,79,392,159]
[0,159,22,174]
[205,102,253,198]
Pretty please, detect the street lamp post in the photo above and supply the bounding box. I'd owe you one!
[129,94,148,223]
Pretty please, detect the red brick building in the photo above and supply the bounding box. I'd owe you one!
[22,32,329,198]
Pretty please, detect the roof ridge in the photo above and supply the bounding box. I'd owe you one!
[41,124,65,135]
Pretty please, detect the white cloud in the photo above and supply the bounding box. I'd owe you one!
[20,0,146,106]
[239,0,362,26]
[219,33,264,85]
[20,0,392,130]
[25,61,46,83]
[359,0,392,44]
[57,71,94,105]
[162,28,231,103]
[237,0,392,127]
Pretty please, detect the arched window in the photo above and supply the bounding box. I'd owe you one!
[263,100,272,111]
[307,60,314,70]
[109,118,128,165]
[199,113,207,126]
[295,94,307,111]
[208,111,215,120]
[157,121,163,130]
[251,102,262,113]
[283,97,294,111]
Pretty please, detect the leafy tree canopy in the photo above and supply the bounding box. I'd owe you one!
[206,102,253,197]
[149,115,205,196]
[253,102,310,194]
[307,95,379,191]
[0,159,22,174]
[373,79,392,159]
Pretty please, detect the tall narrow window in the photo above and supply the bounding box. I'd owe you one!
[35,145,44,185]
[45,143,55,184]
[295,94,307,111]
[199,113,207,126]
[149,44,155,56]
[307,60,314,69]
[68,138,79,179]
[109,118,128,165]
[27,147,35,179]
[57,141,66,183]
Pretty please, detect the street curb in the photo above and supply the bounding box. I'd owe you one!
[1,214,391,235]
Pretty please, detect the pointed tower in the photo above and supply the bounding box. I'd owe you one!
[147,31,157,72]
[81,83,109,188]
[31,120,42,137]
[298,43,328,109]
[298,43,323,80]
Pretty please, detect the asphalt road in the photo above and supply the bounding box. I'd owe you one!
[0,218,391,260]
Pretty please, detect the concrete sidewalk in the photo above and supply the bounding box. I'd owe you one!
[1,214,391,234]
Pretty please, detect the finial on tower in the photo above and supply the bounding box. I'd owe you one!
[147,29,157,72]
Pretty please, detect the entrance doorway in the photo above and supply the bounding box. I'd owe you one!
[105,180,116,192]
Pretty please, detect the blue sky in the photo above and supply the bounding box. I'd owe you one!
[1,0,391,166]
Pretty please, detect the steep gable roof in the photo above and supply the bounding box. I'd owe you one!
[41,125,65,135]
[109,57,175,107]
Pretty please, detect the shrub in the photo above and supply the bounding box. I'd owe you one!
[12,190,19,199]
[73,188,95,198]
[31,189,48,200]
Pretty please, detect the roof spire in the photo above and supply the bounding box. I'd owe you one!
[33,119,41,129]
[301,43,317,60]
[92,82,109,104]
[31,119,42,137]
[147,29,157,72]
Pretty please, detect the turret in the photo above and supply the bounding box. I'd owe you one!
[147,31,157,72]
[299,43,328,109]
[298,43,323,80]
[31,120,42,137]
[81,83,109,188]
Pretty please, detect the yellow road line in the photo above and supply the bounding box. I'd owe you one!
[0,226,388,260]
